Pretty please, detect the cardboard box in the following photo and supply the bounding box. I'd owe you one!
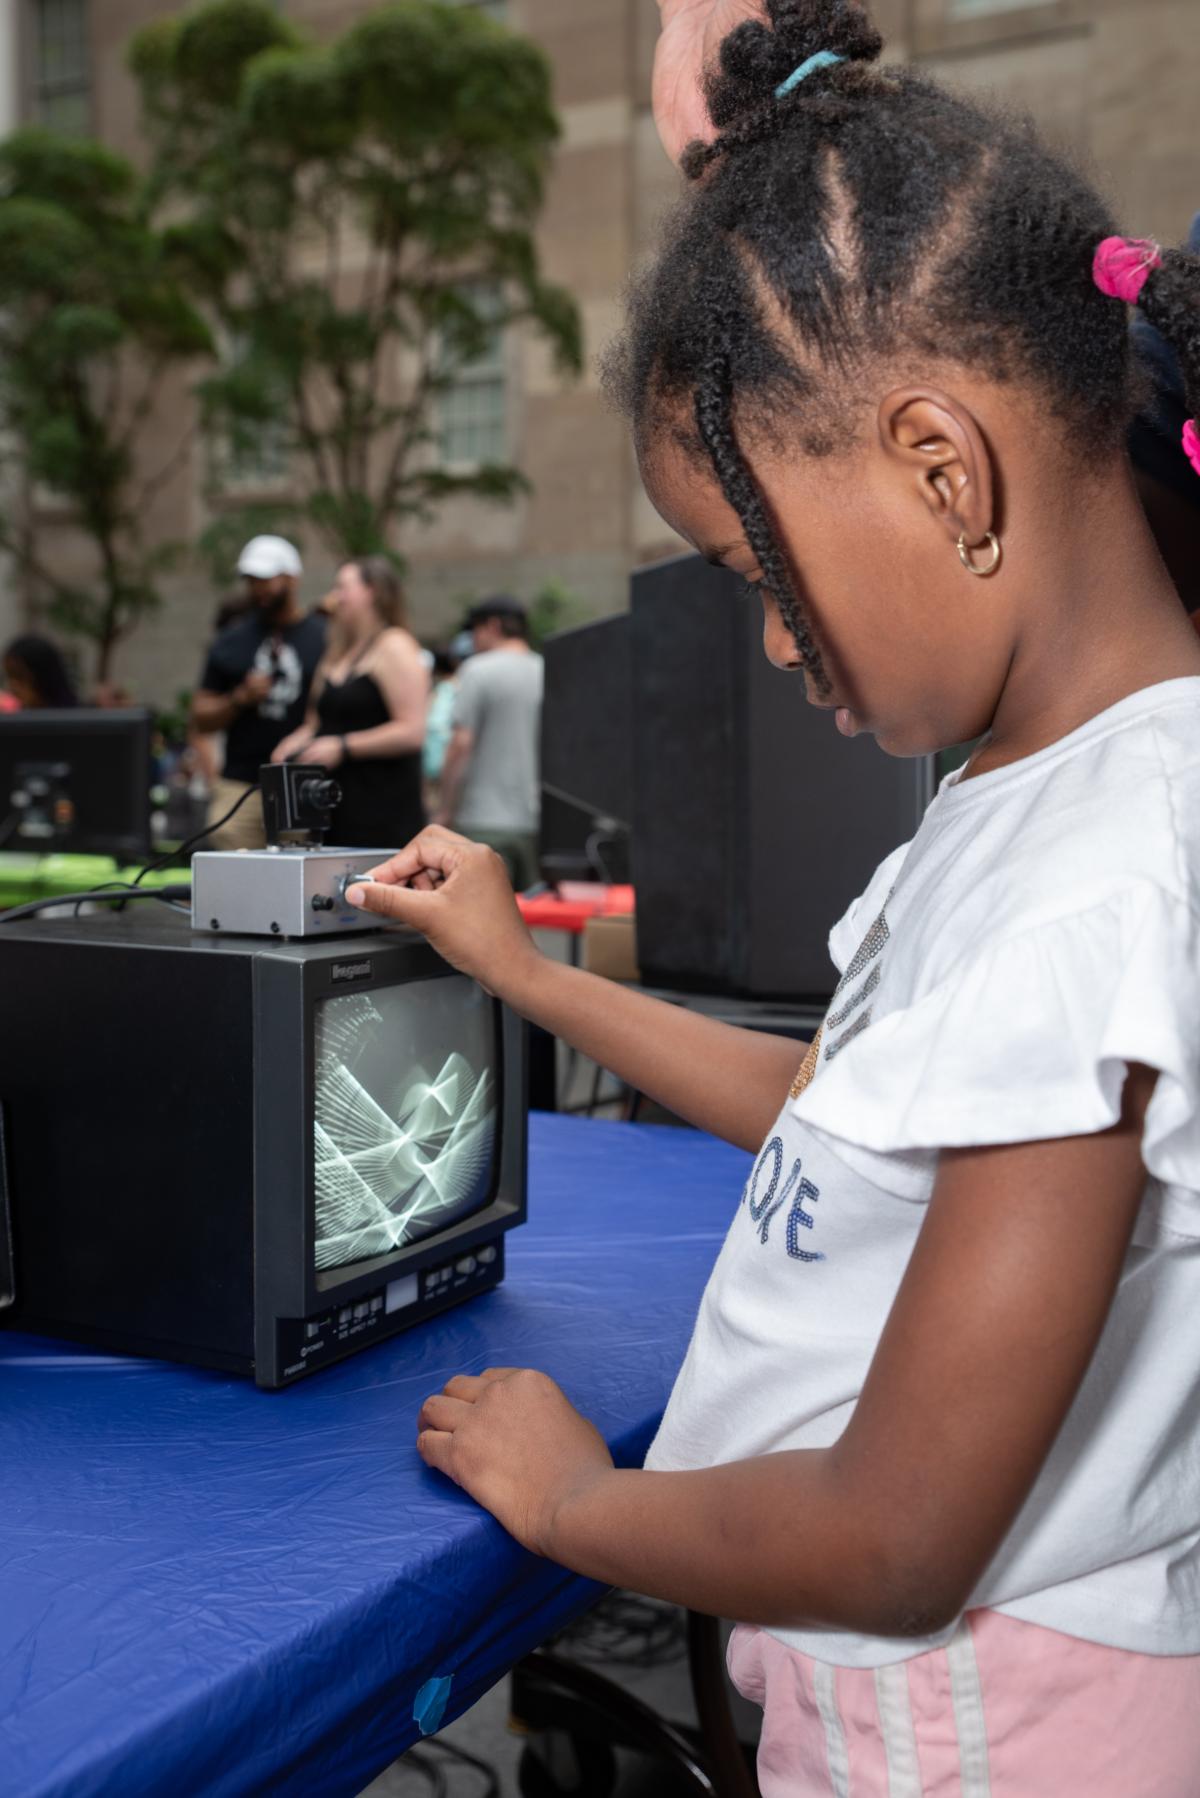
[582,912,639,984]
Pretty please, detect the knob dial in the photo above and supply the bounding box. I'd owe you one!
[335,872,375,903]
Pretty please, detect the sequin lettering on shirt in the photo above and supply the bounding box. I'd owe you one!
[825,962,881,1032]
[743,1136,825,1262]
[840,908,890,985]
[819,895,892,1066]
[824,1008,873,1061]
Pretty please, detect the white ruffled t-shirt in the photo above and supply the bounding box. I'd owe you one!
[645,678,1200,1669]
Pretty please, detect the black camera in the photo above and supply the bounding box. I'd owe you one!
[258,763,342,846]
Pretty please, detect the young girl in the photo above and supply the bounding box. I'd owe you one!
[349,3,1200,1789]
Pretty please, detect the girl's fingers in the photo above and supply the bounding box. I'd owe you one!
[440,1368,516,1403]
[367,825,468,887]
[442,1374,487,1401]
[417,1429,456,1477]
[346,880,436,926]
[418,1392,474,1432]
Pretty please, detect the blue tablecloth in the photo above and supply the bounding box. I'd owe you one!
[0,1115,751,1798]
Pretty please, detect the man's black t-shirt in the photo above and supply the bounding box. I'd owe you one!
[199,612,327,782]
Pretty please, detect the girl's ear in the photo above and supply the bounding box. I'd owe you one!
[877,387,996,549]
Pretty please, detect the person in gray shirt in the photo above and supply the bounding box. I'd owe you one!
[435,596,544,889]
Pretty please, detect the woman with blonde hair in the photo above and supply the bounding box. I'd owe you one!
[273,556,427,847]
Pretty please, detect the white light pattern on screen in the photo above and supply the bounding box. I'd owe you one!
[314,992,495,1270]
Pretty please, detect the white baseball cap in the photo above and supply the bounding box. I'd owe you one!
[237,535,303,579]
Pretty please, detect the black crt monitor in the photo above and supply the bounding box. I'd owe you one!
[0,708,153,861]
[0,906,527,1387]
[539,614,633,884]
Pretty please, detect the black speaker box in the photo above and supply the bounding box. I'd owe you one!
[540,613,634,884]
[631,553,934,1001]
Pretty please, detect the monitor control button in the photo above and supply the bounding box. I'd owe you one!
[477,1245,497,1266]
[353,1302,369,1321]
[369,1295,383,1314]
[455,1256,477,1276]
[304,1320,321,1340]
[338,1307,352,1325]
[336,872,375,903]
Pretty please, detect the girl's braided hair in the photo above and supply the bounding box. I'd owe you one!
[605,0,1200,686]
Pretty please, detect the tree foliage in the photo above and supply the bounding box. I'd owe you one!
[131,0,583,564]
[0,131,212,678]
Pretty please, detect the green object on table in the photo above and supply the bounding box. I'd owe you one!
[0,853,191,913]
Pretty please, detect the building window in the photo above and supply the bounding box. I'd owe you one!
[213,332,291,494]
[440,0,509,23]
[949,0,1055,14]
[225,417,290,492]
[437,288,507,469]
[30,0,91,136]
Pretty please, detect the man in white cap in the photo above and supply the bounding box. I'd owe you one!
[190,536,327,848]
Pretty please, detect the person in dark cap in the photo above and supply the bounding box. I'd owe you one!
[1129,212,1200,617]
[433,595,543,889]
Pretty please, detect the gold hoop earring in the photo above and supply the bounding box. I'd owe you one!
[957,531,1002,578]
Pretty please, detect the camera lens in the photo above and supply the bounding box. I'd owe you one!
[299,777,341,811]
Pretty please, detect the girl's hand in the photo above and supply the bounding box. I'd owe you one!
[418,1368,615,1556]
[654,0,765,164]
[296,735,344,767]
[346,826,541,997]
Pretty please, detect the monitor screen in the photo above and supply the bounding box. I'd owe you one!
[313,976,498,1272]
[0,709,152,860]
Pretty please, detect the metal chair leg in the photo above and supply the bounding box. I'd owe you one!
[687,1611,759,1798]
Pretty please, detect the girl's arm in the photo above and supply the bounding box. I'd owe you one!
[504,956,805,1151]
[418,1064,1156,1638]
[349,828,809,1150]
[341,632,429,759]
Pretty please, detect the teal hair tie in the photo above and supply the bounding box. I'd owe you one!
[775,50,846,98]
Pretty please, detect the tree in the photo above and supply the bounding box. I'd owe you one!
[130,0,583,568]
[0,131,212,680]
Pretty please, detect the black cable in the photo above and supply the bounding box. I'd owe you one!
[422,1741,502,1796]
[70,879,192,920]
[584,826,620,885]
[541,781,631,835]
[75,879,129,919]
[131,781,259,887]
[0,883,191,924]
[397,1747,450,1797]
[399,1740,501,1797]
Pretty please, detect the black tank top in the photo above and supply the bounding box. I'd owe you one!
[316,671,424,849]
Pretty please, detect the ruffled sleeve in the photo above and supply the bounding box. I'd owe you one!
[795,881,1200,1231]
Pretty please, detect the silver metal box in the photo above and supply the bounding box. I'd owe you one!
[192,847,391,939]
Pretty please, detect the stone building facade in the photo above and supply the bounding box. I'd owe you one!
[1,0,1196,699]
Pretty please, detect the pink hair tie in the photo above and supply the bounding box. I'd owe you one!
[1183,420,1200,480]
[1092,236,1163,304]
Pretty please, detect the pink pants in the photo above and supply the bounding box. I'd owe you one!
[728,1611,1200,1796]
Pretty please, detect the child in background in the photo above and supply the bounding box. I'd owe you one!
[350,3,1200,1790]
